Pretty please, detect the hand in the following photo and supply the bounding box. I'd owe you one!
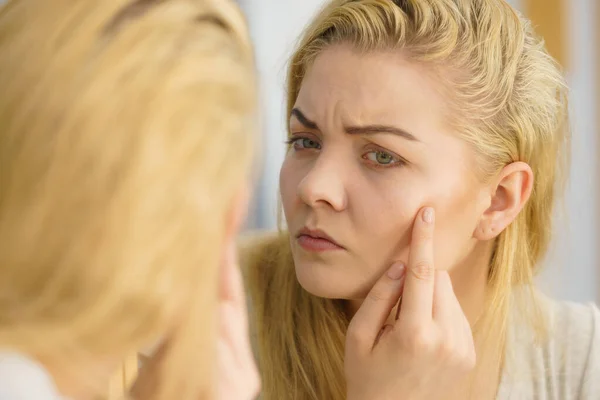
[216,242,261,400]
[344,207,476,400]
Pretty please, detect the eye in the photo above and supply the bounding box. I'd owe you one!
[363,150,404,167]
[287,136,321,150]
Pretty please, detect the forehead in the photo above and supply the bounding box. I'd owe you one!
[293,45,451,136]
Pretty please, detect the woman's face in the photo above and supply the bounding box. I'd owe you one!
[280,45,492,300]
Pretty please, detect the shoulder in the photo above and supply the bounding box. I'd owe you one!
[545,298,600,396]
[501,295,600,398]
[542,297,599,363]
[547,298,599,342]
[0,352,62,399]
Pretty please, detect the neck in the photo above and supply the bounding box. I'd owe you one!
[448,241,494,328]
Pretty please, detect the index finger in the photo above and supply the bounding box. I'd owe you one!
[398,207,436,326]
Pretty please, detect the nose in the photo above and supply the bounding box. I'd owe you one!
[297,153,348,212]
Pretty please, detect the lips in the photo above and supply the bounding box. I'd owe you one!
[296,227,345,252]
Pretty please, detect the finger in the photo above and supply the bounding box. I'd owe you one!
[432,272,476,366]
[347,262,406,351]
[218,246,252,371]
[393,279,406,321]
[459,312,475,360]
[220,296,256,366]
[394,297,403,321]
[432,270,456,326]
[432,271,471,342]
[375,324,394,346]
[459,302,476,360]
[220,242,249,324]
[399,207,436,326]
[220,302,243,345]
[220,242,243,302]
[218,305,261,400]
[463,316,476,367]
[216,336,237,399]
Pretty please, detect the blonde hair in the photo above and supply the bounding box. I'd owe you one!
[0,0,256,399]
[245,0,569,399]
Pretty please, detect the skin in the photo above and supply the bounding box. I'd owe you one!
[280,44,533,398]
[280,44,532,325]
[346,207,477,400]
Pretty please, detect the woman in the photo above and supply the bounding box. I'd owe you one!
[0,0,259,399]
[243,0,599,399]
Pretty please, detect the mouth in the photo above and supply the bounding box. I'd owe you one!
[295,227,345,252]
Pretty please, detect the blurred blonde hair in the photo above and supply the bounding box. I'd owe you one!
[0,0,256,399]
[245,0,569,399]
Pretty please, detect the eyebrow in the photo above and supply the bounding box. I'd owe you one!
[290,107,418,142]
[290,108,319,130]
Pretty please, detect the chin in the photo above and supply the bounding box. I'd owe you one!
[293,258,367,299]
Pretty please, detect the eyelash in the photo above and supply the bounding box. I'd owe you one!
[285,135,407,169]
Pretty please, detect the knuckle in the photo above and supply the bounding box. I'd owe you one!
[346,324,369,348]
[410,260,435,281]
[447,344,476,373]
[405,326,437,354]
[435,340,455,360]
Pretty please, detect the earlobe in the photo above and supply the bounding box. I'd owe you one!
[474,162,533,241]
[474,223,496,241]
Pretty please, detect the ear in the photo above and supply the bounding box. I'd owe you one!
[474,162,533,240]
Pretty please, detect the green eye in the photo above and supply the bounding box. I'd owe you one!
[376,152,393,164]
[366,150,396,165]
[287,136,321,150]
[301,138,320,149]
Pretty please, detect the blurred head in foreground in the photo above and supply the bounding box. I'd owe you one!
[0,0,257,398]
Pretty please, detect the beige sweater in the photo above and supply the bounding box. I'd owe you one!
[497,297,600,399]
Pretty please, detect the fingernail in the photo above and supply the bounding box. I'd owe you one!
[422,207,434,224]
[387,262,405,280]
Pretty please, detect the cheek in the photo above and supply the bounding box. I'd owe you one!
[428,185,483,269]
[357,175,480,271]
[349,178,421,263]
